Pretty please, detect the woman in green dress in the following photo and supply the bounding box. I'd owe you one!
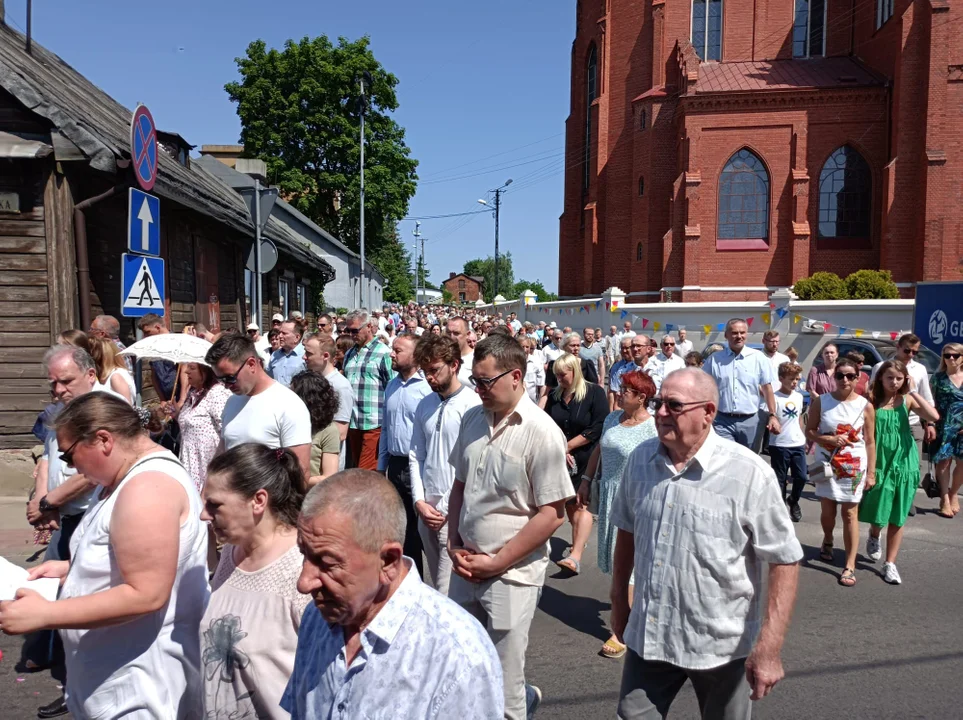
[860,360,939,585]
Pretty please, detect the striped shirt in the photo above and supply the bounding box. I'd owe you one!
[611,428,803,669]
[343,340,395,430]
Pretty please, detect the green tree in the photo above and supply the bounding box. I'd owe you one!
[513,279,558,302]
[370,232,414,304]
[792,271,849,300]
[844,269,899,299]
[463,253,515,300]
[225,35,418,255]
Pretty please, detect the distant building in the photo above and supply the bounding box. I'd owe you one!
[559,0,962,301]
[443,273,484,303]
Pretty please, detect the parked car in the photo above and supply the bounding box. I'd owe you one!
[810,338,940,376]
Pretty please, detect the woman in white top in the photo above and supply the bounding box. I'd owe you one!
[805,357,877,587]
[200,443,309,719]
[0,393,209,719]
[89,336,136,404]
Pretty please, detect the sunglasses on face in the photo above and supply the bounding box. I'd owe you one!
[469,368,514,390]
[59,437,82,466]
[343,327,362,335]
[901,348,920,356]
[649,398,709,414]
[214,359,250,386]
[834,372,858,381]
[944,353,962,360]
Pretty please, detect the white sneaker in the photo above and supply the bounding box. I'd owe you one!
[526,684,542,719]
[866,535,882,562]
[883,562,902,585]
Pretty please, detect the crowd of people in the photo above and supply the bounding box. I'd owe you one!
[0,303,961,720]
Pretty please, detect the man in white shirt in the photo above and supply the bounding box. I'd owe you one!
[448,335,573,719]
[604,325,621,370]
[542,328,565,365]
[519,336,547,405]
[752,330,792,453]
[283,471,503,719]
[676,327,693,358]
[304,333,355,469]
[206,333,312,482]
[508,312,522,334]
[379,334,433,577]
[409,335,481,595]
[869,333,937,515]
[611,369,802,718]
[246,323,272,364]
[446,316,474,385]
[646,335,687,391]
[266,320,306,386]
[619,320,637,341]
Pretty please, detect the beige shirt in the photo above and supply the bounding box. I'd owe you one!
[451,393,573,586]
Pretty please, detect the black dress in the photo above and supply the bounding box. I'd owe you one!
[545,382,609,485]
[546,356,599,387]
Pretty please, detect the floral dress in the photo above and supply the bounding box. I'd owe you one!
[596,412,657,575]
[814,393,869,503]
[931,372,963,462]
[178,383,232,494]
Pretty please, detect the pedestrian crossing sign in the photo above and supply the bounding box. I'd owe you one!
[121,253,166,317]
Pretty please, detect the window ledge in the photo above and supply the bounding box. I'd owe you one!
[815,237,873,251]
[716,239,769,251]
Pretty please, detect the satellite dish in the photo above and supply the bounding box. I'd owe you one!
[246,239,278,274]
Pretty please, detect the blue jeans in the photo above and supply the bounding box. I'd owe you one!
[769,445,808,503]
[713,412,760,449]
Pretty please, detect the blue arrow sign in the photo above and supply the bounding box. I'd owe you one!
[128,188,160,256]
[121,254,165,317]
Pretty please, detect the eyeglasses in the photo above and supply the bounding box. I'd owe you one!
[662,343,675,348]
[343,327,362,336]
[59,437,83,466]
[900,348,920,356]
[834,372,858,381]
[469,368,514,391]
[214,359,250,386]
[246,329,258,335]
[649,398,709,414]
[943,353,962,360]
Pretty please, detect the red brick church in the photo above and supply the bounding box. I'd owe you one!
[558,0,962,300]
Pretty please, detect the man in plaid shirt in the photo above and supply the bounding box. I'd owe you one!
[343,309,396,470]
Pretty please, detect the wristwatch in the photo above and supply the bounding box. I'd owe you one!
[38,495,57,513]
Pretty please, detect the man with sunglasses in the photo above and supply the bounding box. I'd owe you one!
[703,318,781,448]
[342,309,395,470]
[646,335,686,392]
[611,368,802,719]
[869,333,936,516]
[447,335,572,719]
[206,333,312,482]
[245,322,272,364]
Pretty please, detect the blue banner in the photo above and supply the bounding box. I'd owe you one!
[914,282,963,354]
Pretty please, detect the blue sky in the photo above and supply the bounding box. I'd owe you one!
[7,0,573,293]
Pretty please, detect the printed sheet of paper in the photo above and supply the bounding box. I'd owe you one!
[0,556,59,602]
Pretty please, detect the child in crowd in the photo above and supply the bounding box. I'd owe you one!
[769,362,808,522]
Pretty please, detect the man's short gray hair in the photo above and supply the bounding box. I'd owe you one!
[345,309,370,326]
[43,344,96,375]
[301,469,406,553]
[725,318,748,333]
[562,332,581,350]
[663,367,720,408]
[92,314,121,339]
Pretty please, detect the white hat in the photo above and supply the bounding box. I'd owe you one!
[271,313,284,322]
[549,322,557,329]
[290,310,304,320]
[245,322,259,331]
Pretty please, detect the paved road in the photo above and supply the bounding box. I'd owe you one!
[2,490,963,719]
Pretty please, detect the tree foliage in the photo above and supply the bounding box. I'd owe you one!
[369,232,414,304]
[793,270,899,300]
[225,35,418,256]
[463,253,515,300]
[513,279,558,302]
[844,269,899,299]
[792,272,849,300]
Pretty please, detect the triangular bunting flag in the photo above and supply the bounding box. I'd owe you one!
[793,314,802,324]
[761,312,771,324]
[838,327,846,336]
[746,317,754,327]
[823,322,831,332]
[716,323,725,331]
[855,329,864,338]
[776,308,789,319]
[890,331,898,340]
[642,318,650,329]
[872,331,881,339]
[621,310,628,319]
[769,303,776,309]
[653,322,662,331]
[703,324,711,334]
[595,301,601,309]
[665,323,676,331]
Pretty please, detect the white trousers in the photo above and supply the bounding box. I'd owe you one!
[449,575,541,720]
[417,518,452,596]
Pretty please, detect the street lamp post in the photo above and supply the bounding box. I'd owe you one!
[477,178,512,299]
